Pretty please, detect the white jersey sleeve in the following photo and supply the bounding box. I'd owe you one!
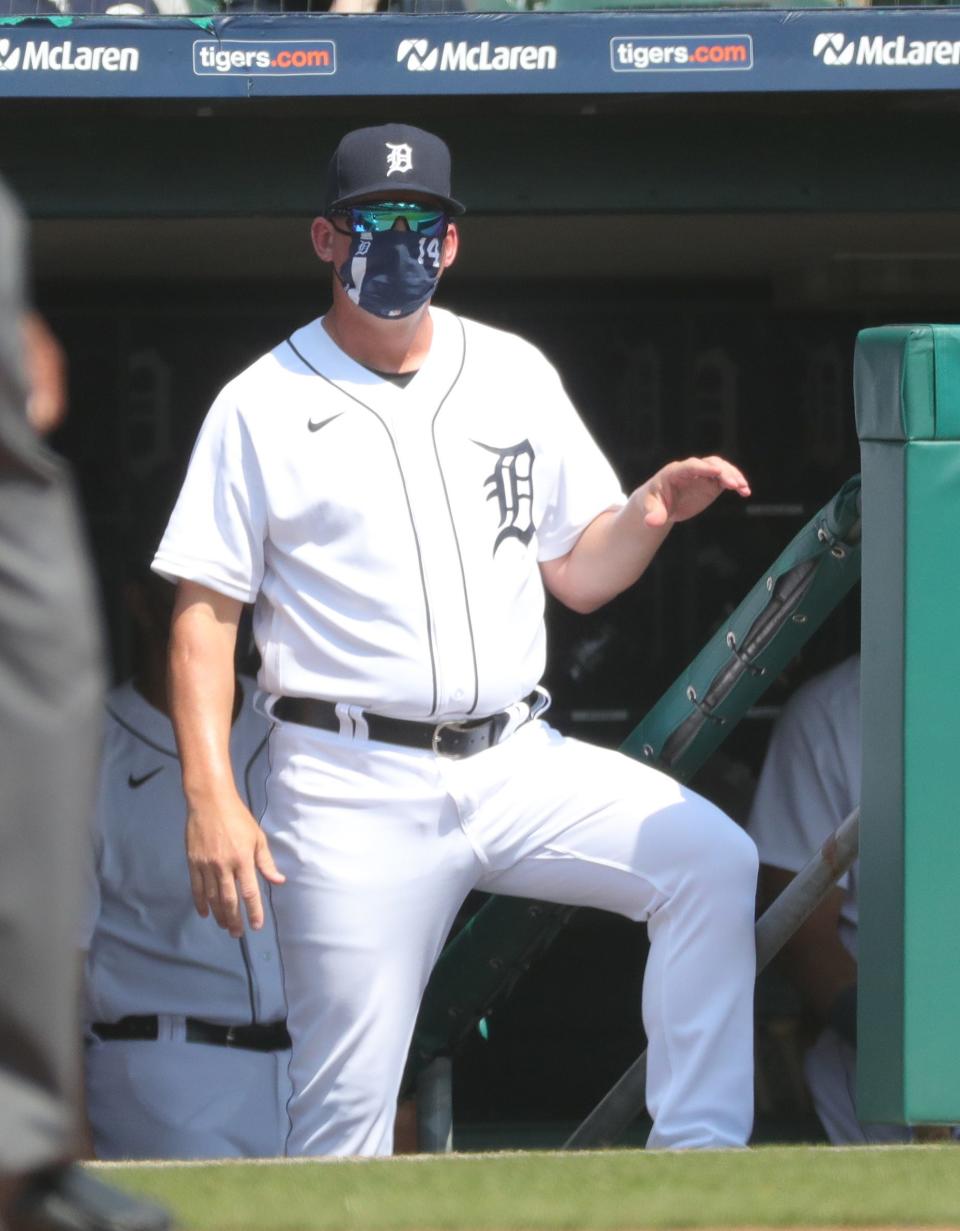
[534,362,626,563]
[153,388,268,603]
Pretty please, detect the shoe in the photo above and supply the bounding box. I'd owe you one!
[7,1164,172,1231]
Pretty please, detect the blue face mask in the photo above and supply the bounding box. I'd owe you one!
[336,228,444,320]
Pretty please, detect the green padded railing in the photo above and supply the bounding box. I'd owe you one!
[622,474,862,768]
[403,475,862,1094]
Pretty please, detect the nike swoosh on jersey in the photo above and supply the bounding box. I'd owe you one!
[128,767,164,789]
[308,413,344,433]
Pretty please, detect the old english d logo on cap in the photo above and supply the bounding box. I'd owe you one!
[324,123,465,215]
[385,142,413,176]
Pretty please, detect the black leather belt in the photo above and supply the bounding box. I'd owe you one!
[273,690,546,758]
[91,1015,291,1053]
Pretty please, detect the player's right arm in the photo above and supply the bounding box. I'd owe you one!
[168,579,284,937]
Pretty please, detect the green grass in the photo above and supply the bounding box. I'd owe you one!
[93,1145,960,1231]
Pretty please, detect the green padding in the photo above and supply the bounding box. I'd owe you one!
[856,442,905,1121]
[856,325,960,443]
[407,478,862,1088]
[901,444,960,1118]
[857,321,960,1123]
[0,13,71,22]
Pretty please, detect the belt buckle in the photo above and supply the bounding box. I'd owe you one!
[431,719,472,757]
[224,1025,239,1047]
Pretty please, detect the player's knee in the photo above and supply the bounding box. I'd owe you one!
[687,809,758,893]
[643,801,757,909]
[716,820,758,902]
[723,818,759,887]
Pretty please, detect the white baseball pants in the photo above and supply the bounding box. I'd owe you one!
[264,717,758,1156]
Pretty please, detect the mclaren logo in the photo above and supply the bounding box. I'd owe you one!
[0,39,21,70]
[397,37,557,73]
[0,36,138,71]
[812,33,855,66]
[398,38,439,71]
[813,30,960,67]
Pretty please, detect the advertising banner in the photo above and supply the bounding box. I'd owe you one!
[2,9,960,99]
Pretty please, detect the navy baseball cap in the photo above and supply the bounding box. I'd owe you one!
[324,124,465,216]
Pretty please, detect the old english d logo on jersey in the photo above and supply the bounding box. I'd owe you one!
[474,439,535,555]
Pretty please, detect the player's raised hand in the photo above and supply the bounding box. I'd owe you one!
[641,456,751,528]
[187,797,285,938]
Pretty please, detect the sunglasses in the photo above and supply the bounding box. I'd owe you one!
[330,202,449,238]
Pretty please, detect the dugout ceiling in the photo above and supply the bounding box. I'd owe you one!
[3,92,960,303]
[7,97,960,219]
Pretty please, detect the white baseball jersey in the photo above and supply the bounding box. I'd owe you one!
[81,676,285,1025]
[152,308,626,719]
[747,654,860,958]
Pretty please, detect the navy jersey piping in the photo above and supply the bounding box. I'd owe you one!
[285,334,440,716]
[104,705,179,760]
[429,315,479,716]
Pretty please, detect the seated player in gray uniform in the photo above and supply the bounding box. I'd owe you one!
[747,654,914,1144]
[749,655,959,1144]
[80,563,292,1159]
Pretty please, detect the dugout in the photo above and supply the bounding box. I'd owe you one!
[4,1,960,1145]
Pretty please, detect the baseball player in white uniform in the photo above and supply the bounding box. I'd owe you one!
[81,573,291,1159]
[747,654,914,1144]
[153,123,760,1157]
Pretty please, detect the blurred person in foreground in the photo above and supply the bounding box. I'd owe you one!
[0,176,170,1230]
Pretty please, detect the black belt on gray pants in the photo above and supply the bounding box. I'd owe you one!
[91,1015,291,1053]
[272,689,547,758]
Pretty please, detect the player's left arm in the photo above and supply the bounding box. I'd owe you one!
[541,455,750,614]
